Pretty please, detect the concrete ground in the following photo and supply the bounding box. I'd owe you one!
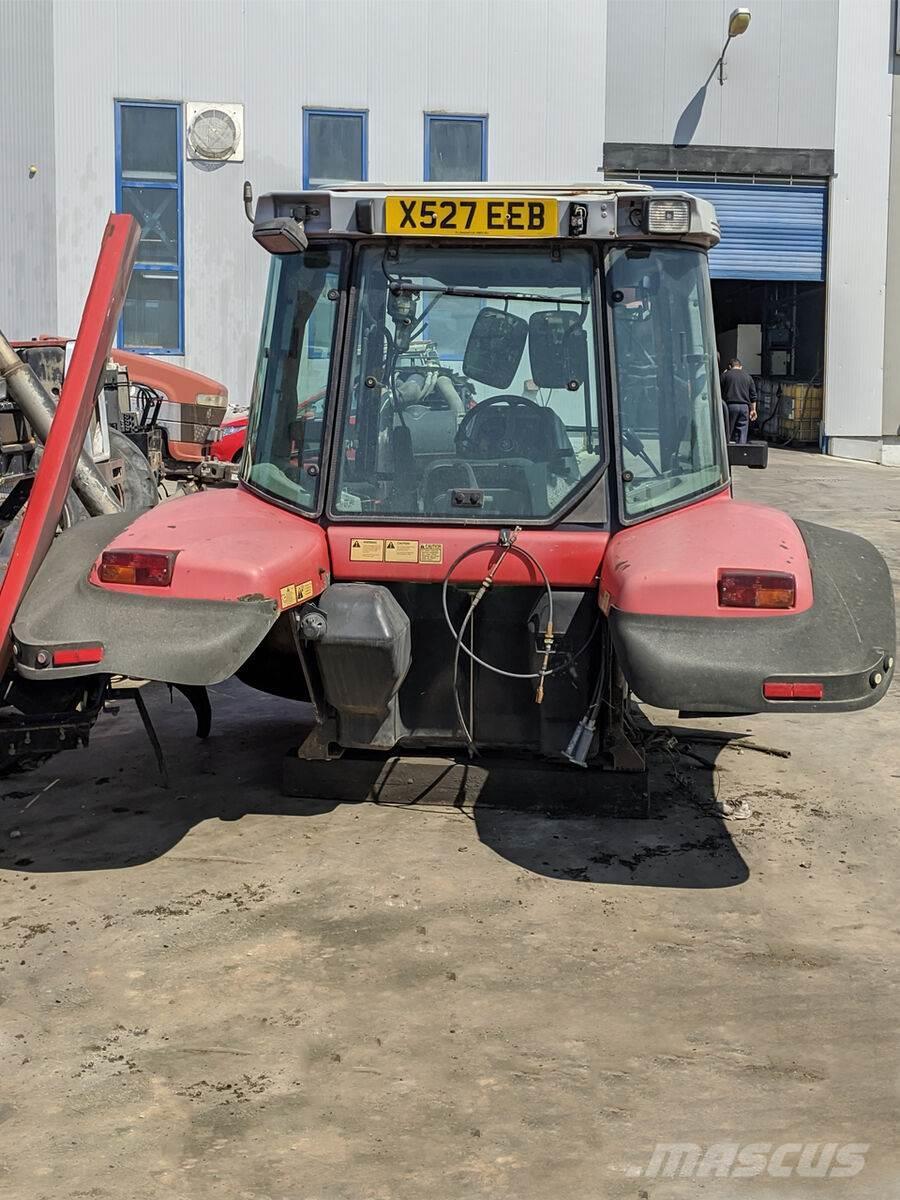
[0,450,898,1200]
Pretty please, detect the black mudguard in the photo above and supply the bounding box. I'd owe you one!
[12,514,279,687]
[610,520,896,714]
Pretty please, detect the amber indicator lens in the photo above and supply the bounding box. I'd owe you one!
[718,570,795,609]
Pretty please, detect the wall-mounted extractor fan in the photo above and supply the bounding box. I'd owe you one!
[186,102,244,162]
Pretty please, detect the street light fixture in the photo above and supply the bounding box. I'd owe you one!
[718,8,752,85]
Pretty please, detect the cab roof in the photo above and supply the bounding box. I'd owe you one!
[251,181,720,251]
[320,180,650,197]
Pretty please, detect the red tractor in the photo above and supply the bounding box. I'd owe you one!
[0,186,894,790]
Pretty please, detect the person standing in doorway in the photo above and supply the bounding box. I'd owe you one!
[721,358,757,444]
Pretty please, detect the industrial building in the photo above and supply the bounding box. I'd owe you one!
[2,0,898,464]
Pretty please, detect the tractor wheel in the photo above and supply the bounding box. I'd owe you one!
[109,428,159,512]
[59,431,158,528]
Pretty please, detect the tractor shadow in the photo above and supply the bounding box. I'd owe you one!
[0,683,749,887]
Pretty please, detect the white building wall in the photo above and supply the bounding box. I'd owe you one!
[0,0,58,339]
[605,0,839,151]
[823,0,893,459]
[49,0,607,408]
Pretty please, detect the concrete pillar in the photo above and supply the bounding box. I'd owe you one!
[823,0,895,465]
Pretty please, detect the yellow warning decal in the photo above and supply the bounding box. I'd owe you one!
[280,580,315,609]
[418,542,444,565]
[385,539,419,563]
[350,538,385,562]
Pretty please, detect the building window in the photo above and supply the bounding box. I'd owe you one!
[303,109,367,189]
[115,101,183,354]
[424,114,487,182]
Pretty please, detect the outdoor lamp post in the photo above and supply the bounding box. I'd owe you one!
[718,8,752,85]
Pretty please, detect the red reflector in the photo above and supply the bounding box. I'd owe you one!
[52,645,104,667]
[718,570,796,609]
[99,549,176,587]
[763,681,824,700]
[793,682,824,699]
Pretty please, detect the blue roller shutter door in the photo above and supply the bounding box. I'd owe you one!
[640,179,827,282]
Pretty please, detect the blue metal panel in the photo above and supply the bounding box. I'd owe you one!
[641,180,827,282]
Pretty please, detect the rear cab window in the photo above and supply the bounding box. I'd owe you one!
[607,244,727,521]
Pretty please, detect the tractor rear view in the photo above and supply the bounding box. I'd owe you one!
[0,187,894,797]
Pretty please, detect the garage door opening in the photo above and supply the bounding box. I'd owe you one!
[712,278,826,447]
[619,173,829,451]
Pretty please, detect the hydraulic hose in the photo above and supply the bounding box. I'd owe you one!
[442,529,599,752]
[442,533,555,682]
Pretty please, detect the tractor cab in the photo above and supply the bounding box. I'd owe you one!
[243,186,725,531]
[5,184,895,776]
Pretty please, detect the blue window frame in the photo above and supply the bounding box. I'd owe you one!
[424,114,487,182]
[115,100,184,354]
[303,108,368,190]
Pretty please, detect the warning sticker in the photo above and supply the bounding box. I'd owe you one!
[350,538,384,562]
[385,539,418,563]
[418,542,444,565]
[280,579,315,609]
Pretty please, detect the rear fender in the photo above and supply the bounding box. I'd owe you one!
[12,487,331,687]
[600,496,814,619]
[603,500,895,713]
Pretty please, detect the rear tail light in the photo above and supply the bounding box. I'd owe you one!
[99,549,177,587]
[764,681,824,700]
[718,570,796,609]
[52,645,104,667]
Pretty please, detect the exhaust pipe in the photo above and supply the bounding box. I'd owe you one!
[0,331,121,517]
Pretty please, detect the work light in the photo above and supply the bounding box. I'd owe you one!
[644,199,690,234]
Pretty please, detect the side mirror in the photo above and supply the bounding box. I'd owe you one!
[528,310,589,389]
[252,216,308,255]
[462,307,528,389]
[728,440,768,469]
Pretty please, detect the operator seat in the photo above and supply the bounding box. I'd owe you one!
[421,395,578,515]
[455,394,577,469]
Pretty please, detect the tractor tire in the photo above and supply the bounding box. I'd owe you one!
[109,428,159,512]
[60,489,89,529]
[59,432,157,527]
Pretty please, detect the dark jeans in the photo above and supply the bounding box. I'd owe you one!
[726,402,750,444]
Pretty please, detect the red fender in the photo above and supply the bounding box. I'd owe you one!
[599,493,814,619]
[90,486,331,610]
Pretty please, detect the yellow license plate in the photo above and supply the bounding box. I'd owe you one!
[384,196,558,238]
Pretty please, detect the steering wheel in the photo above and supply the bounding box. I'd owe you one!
[456,393,543,459]
[467,394,542,413]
